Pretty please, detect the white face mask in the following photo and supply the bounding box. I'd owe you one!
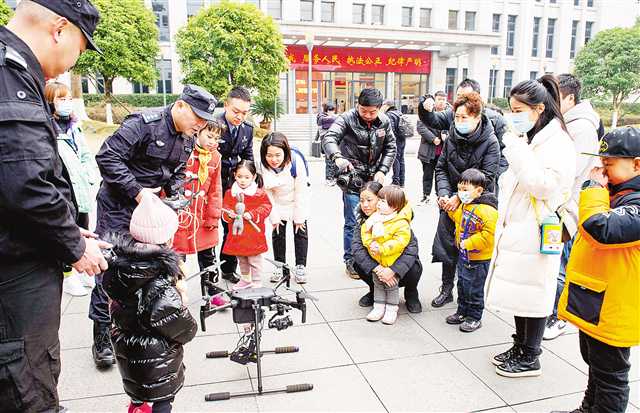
[507,111,536,135]
[55,100,73,118]
[458,191,474,204]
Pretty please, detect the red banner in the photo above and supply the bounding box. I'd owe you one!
[286,45,431,74]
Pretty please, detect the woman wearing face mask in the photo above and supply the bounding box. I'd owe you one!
[45,81,100,296]
[484,75,575,378]
[429,92,501,309]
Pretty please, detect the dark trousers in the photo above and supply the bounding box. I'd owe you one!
[579,331,631,413]
[0,262,63,412]
[220,219,238,275]
[271,221,308,276]
[392,140,406,187]
[420,157,438,198]
[514,316,546,354]
[456,260,489,321]
[77,212,90,230]
[196,246,217,271]
[355,260,422,300]
[442,261,457,292]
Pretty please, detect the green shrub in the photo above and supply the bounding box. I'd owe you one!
[490,97,510,111]
[83,94,181,108]
[591,100,640,114]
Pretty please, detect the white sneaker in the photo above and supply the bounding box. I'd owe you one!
[271,267,283,283]
[543,316,567,340]
[294,265,307,284]
[63,273,89,297]
[366,303,386,322]
[382,305,399,325]
[78,272,96,288]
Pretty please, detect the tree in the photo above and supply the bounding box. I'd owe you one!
[0,1,12,26]
[575,26,640,128]
[176,1,289,100]
[73,0,159,123]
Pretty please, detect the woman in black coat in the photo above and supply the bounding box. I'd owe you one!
[419,92,501,308]
[102,235,198,410]
[351,181,423,313]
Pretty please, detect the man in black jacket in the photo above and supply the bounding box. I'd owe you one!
[322,88,396,277]
[0,2,109,411]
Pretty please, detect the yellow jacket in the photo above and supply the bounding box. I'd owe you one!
[448,194,498,262]
[361,203,412,267]
[558,183,640,347]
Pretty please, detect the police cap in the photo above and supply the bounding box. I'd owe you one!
[181,84,218,121]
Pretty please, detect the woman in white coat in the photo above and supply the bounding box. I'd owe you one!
[485,75,576,378]
[259,132,311,284]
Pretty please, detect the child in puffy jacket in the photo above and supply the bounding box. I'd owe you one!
[361,185,412,325]
[102,192,197,413]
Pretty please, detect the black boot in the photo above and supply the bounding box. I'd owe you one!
[92,322,115,369]
[404,289,422,313]
[496,346,541,378]
[222,272,240,284]
[492,334,522,366]
[358,291,373,307]
[430,286,453,308]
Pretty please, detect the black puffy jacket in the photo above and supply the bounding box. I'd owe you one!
[102,236,198,403]
[322,108,396,186]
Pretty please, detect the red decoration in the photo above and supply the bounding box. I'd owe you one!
[285,45,432,74]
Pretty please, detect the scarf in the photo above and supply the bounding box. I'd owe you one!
[196,144,212,186]
[231,181,258,197]
[365,211,398,238]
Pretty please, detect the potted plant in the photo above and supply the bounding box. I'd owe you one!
[251,95,284,131]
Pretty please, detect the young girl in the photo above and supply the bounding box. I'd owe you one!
[45,81,99,296]
[173,120,226,305]
[259,132,311,284]
[221,160,272,289]
[361,185,412,325]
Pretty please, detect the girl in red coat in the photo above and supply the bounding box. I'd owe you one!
[173,121,226,304]
[222,160,272,290]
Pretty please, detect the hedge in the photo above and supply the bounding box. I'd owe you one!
[83,94,181,107]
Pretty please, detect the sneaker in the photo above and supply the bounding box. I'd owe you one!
[445,313,465,325]
[270,267,283,283]
[366,303,386,322]
[543,315,567,340]
[495,350,542,378]
[78,272,96,288]
[492,334,522,366]
[431,288,453,308]
[358,291,374,307]
[232,279,254,290]
[460,318,482,332]
[345,261,360,279]
[63,273,89,297]
[418,196,430,206]
[381,305,399,325]
[210,294,229,307]
[294,265,307,284]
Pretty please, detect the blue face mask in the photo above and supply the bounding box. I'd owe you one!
[55,100,73,118]
[458,190,475,205]
[508,111,536,135]
[455,121,474,135]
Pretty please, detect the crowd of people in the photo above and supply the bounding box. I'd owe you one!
[0,1,638,413]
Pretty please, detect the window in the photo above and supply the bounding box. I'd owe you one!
[530,71,538,80]
[585,21,594,44]
[402,7,413,27]
[96,77,105,94]
[550,0,557,3]
[419,8,431,28]
[462,68,468,80]
[570,20,579,58]
[267,0,282,20]
[133,82,150,94]
[492,14,501,33]
[506,15,516,56]
[546,18,556,58]
[465,11,476,31]
[321,1,334,23]
[187,0,204,18]
[448,10,458,30]
[489,69,498,99]
[587,0,594,6]
[81,77,89,94]
[491,46,499,55]
[574,0,580,5]
[532,17,540,57]
[352,3,365,24]
[445,68,458,101]
[152,0,170,42]
[300,0,314,21]
[372,5,385,25]
[156,59,172,94]
[503,70,514,98]
[5,0,16,9]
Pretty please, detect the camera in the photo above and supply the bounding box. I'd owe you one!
[269,314,293,331]
[336,168,365,191]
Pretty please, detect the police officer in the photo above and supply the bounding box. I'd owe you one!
[91,84,217,368]
[0,1,108,411]
[216,86,254,281]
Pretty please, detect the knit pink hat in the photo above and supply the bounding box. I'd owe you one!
[129,192,179,245]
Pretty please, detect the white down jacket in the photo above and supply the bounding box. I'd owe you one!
[260,150,311,224]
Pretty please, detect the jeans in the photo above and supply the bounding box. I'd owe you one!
[514,316,546,354]
[579,331,631,413]
[392,139,406,187]
[89,273,110,325]
[220,219,238,275]
[373,274,399,306]
[421,158,438,198]
[456,260,490,321]
[342,192,360,263]
[552,236,575,317]
[272,220,308,275]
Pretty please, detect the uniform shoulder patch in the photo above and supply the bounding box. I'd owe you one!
[141,111,162,124]
[1,45,28,70]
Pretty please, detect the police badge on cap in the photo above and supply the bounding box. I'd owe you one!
[181,84,218,121]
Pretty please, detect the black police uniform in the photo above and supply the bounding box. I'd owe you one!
[0,0,101,410]
[215,111,254,275]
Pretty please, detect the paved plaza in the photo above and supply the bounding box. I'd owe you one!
[59,156,640,412]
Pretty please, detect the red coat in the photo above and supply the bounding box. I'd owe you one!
[173,148,223,254]
[221,187,272,257]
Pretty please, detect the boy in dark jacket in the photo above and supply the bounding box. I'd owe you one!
[103,192,198,413]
